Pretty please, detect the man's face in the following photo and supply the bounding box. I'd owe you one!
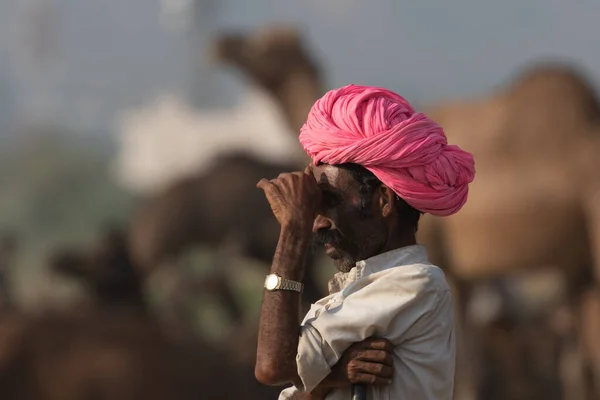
[310,164,389,272]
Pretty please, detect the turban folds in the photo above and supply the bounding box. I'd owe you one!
[299,84,475,216]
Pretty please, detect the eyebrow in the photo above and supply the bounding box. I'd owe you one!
[317,174,337,192]
[317,174,345,201]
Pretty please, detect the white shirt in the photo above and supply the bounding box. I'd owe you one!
[279,245,455,400]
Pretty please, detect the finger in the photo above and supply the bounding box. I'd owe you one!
[289,171,306,179]
[258,178,284,193]
[352,360,394,379]
[256,179,282,202]
[363,337,394,352]
[256,178,272,190]
[357,350,393,367]
[348,371,392,386]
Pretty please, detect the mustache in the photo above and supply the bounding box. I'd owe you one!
[312,230,344,248]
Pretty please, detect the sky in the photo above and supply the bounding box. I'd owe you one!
[2,0,600,135]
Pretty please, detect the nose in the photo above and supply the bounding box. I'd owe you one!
[312,214,333,233]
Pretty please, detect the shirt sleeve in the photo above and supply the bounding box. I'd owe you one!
[295,267,444,393]
[278,385,302,399]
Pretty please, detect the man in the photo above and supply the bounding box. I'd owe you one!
[255,85,475,399]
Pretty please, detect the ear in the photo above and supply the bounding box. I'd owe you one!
[377,185,397,218]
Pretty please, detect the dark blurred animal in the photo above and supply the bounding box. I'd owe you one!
[125,27,329,320]
[128,153,326,308]
[417,62,600,399]
[0,311,278,400]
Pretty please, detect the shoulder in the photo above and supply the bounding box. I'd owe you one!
[368,262,450,295]
[337,262,451,317]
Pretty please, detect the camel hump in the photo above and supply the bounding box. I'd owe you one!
[507,61,600,125]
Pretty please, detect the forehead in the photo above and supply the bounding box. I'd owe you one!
[311,164,357,193]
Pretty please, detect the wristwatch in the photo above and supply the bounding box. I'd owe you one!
[264,273,303,293]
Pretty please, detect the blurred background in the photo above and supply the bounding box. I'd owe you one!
[1,0,600,399]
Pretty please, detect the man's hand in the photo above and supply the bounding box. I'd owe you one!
[309,337,395,398]
[257,166,321,234]
[329,337,395,385]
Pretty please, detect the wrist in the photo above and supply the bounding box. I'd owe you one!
[270,227,311,282]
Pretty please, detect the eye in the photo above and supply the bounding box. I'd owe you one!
[321,191,341,209]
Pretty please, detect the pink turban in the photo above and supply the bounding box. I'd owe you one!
[299,84,475,216]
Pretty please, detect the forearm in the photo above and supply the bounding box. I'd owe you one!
[255,226,311,386]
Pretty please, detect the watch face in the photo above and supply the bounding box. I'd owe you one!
[265,274,279,290]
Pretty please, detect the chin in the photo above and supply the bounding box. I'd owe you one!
[333,258,355,273]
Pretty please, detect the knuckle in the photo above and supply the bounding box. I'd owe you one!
[348,369,359,382]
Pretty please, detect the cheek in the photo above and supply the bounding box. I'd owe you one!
[349,197,362,208]
[356,216,388,239]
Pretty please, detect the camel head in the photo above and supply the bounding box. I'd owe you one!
[211,26,320,95]
[210,25,323,136]
[505,61,600,123]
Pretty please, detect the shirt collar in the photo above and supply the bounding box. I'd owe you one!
[328,245,429,293]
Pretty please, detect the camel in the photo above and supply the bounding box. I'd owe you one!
[413,63,600,286]
[416,64,600,298]
[118,26,329,321]
[415,64,600,399]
